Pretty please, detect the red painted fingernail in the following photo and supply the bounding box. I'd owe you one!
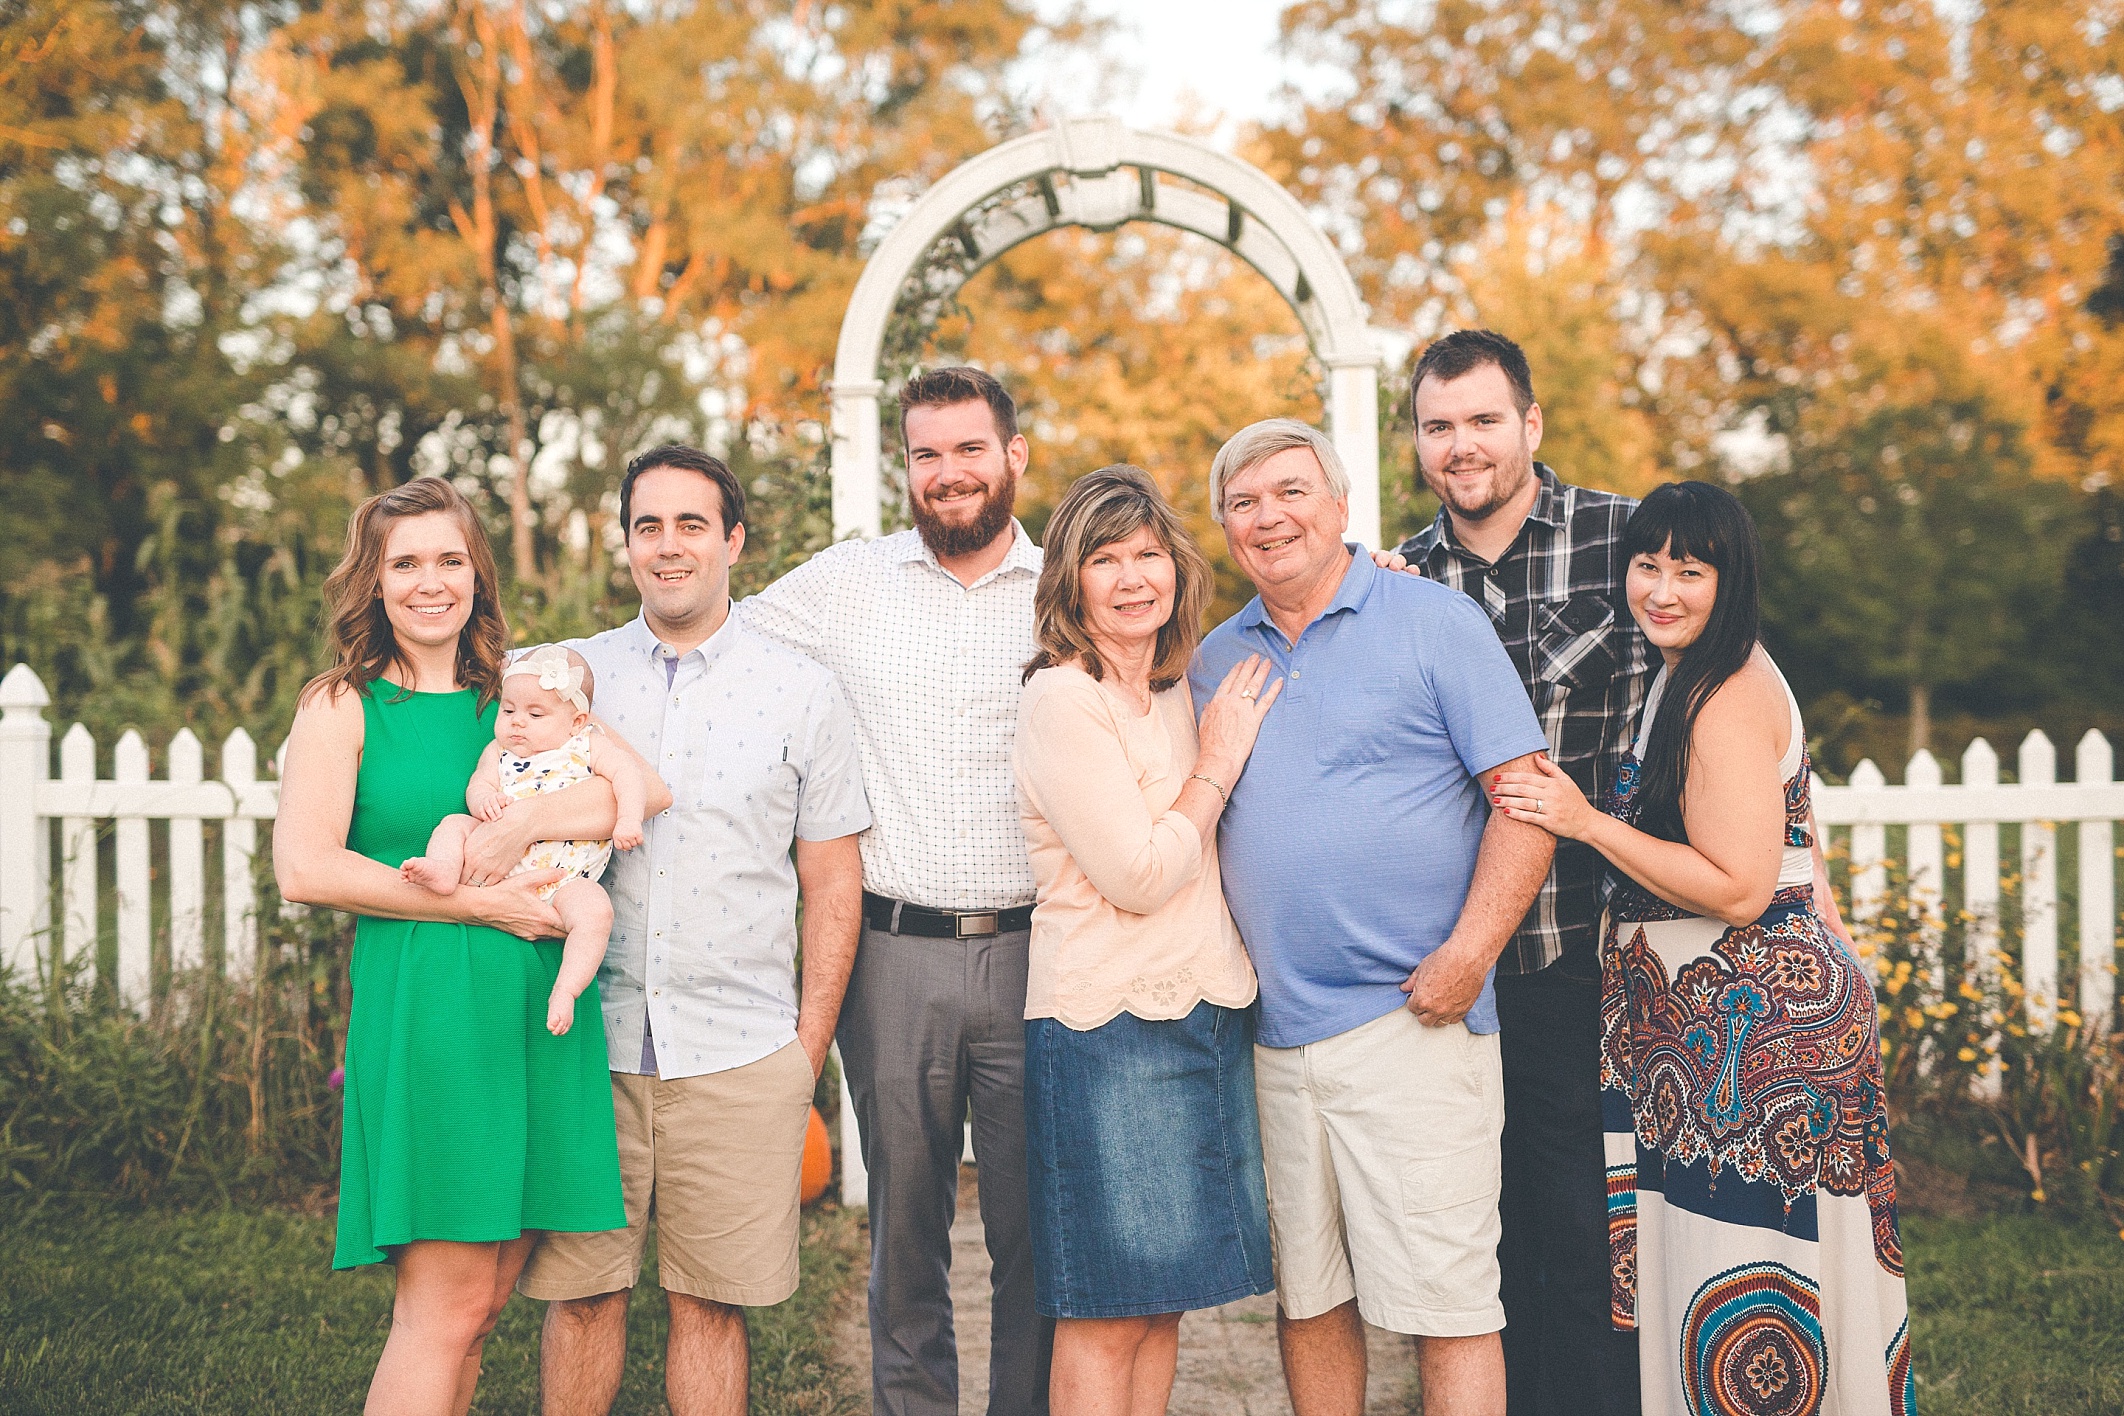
[1492,774,1501,783]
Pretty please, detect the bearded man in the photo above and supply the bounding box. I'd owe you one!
[735,366,1055,1416]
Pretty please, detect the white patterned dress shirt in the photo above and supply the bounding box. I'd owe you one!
[571,613,871,1080]
[734,523,1043,911]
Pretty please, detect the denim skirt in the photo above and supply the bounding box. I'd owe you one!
[1024,1000,1275,1318]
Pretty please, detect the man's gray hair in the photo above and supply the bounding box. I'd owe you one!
[1208,418,1351,523]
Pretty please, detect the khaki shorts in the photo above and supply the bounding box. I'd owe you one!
[1254,1004,1505,1337]
[518,1039,815,1306]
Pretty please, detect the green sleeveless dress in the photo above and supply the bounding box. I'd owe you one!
[333,682,625,1269]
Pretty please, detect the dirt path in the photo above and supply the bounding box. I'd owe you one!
[834,1165,1419,1413]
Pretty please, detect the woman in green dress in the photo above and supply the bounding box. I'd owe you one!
[275,477,655,1416]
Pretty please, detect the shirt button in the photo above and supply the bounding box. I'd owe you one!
[1291,670,1302,679]
[658,869,667,877]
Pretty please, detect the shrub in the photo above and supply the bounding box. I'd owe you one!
[1852,855,2124,1223]
[0,904,354,1211]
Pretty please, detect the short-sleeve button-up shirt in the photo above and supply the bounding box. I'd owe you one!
[733,523,1043,911]
[571,612,871,1080]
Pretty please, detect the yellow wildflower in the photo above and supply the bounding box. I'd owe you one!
[1957,1047,1977,1062]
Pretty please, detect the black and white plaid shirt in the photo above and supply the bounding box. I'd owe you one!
[1396,463,1656,974]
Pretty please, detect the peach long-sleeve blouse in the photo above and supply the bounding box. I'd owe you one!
[1013,664,1258,1030]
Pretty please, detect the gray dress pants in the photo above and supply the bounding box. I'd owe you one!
[837,921,1054,1416]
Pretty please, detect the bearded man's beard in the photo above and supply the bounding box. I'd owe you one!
[911,474,1018,558]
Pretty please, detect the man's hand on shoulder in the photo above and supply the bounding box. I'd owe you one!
[1370,547,1423,578]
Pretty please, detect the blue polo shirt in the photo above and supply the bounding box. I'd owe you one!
[1190,550,1549,1048]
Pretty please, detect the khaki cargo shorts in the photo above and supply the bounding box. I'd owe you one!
[518,1039,815,1307]
[1254,1004,1506,1337]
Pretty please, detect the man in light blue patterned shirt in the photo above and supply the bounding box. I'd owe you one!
[521,445,869,1416]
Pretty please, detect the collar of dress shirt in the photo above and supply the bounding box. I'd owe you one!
[615,605,744,673]
[895,518,1044,586]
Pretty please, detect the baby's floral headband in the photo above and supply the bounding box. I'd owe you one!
[503,643,589,713]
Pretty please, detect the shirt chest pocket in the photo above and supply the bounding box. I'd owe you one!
[688,730,802,819]
[1532,595,1616,694]
[1315,676,1406,766]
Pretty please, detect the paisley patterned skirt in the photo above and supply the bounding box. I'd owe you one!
[1601,880,1916,1415]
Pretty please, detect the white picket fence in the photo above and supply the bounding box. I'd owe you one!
[1813,730,2123,1027]
[0,659,2119,1199]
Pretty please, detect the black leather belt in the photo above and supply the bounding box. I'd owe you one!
[863,891,1033,939]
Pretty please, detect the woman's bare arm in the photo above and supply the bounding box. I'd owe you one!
[273,686,564,937]
[1496,654,1789,927]
[1577,662,1788,925]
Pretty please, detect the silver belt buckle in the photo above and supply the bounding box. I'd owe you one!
[955,911,1000,938]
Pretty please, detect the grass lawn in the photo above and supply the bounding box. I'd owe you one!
[1906,1213,2124,1415]
[0,1204,866,1415]
[6,1205,2121,1414]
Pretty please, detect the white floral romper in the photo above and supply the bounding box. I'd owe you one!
[500,731,612,899]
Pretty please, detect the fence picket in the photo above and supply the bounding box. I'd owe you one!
[0,664,51,982]
[1963,739,2002,993]
[223,729,258,982]
[115,730,152,1011]
[169,729,205,976]
[59,724,97,972]
[1905,749,1945,994]
[2079,730,2116,1032]
[2020,731,2058,1029]
[1849,759,1887,919]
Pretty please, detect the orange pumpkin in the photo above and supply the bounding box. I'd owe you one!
[800,1104,832,1206]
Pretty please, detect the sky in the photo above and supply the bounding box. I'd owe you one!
[1027,0,1314,145]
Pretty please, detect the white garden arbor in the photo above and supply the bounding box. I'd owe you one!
[828,116,1388,548]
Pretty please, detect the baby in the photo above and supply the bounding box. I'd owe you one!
[401,643,647,1035]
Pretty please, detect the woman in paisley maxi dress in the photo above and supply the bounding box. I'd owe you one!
[1493,481,1913,1416]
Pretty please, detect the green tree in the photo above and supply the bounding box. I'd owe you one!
[1739,397,2074,757]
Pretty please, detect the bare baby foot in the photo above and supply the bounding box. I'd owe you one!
[401,856,457,894]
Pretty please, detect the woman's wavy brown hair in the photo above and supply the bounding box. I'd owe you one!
[1023,465,1212,693]
[302,477,509,710]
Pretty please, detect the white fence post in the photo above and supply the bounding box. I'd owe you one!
[169,728,205,976]
[2079,729,2116,1032]
[224,728,259,982]
[1849,759,1887,921]
[0,664,52,982]
[2020,731,2058,1029]
[115,729,152,1011]
[1963,738,2002,991]
[59,723,98,974]
[1905,749,1946,994]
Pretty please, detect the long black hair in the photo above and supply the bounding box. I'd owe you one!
[1623,481,1763,842]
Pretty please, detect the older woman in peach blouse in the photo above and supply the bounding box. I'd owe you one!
[1013,465,1283,1415]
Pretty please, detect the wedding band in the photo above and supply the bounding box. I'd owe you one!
[1534,799,1543,813]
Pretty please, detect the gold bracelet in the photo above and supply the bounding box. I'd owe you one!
[1187,772,1230,806]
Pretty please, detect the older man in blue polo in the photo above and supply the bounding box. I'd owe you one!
[1190,418,1554,1416]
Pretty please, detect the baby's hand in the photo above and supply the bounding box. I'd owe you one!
[613,818,644,852]
[547,994,574,1036]
[474,795,508,823]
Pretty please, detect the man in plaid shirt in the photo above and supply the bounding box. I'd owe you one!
[1395,330,1652,1416]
